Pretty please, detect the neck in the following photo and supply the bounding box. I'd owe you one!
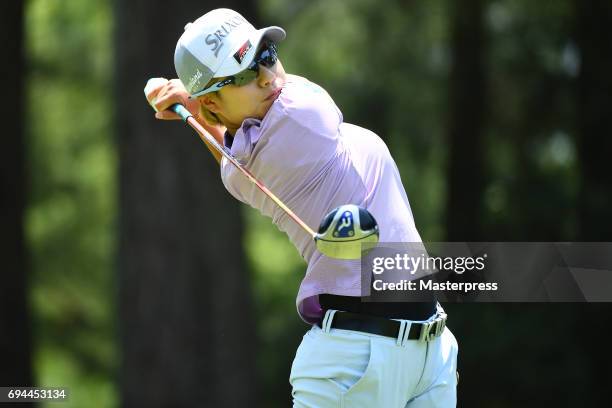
[217,113,239,136]
[225,124,239,136]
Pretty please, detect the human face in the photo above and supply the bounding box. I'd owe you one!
[199,47,286,133]
[192,42,280,97]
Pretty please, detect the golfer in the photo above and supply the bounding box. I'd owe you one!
[146,8,458,407]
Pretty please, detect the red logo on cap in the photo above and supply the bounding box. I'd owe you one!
[233,40,252,64]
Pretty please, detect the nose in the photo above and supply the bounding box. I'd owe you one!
[257,64,276,88]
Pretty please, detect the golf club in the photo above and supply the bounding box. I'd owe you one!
[145,79,379,259]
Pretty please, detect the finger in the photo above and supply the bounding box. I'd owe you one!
[144,77,168,96]
[144,77,168,109]
[152,95,174,113]
[168,78,186,90]
[153,93,189,114]
[155,110,181,120]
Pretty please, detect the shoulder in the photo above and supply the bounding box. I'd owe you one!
[281,75,338,112]
[266,75,343,134]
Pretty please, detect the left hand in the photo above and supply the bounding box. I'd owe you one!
[144,77,201,121]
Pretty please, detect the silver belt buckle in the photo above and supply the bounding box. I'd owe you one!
[434,311,447,337]
[419,311,447,342]
[419,322,434,342]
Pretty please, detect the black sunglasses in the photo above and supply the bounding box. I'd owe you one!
[191,42,278,97]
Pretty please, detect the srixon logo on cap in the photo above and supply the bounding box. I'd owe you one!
[205,15,247,57]
[233,40,252,64]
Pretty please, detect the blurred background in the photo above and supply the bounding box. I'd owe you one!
[1,0,611,407]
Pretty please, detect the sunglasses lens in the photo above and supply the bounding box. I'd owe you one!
[229,42,278,87]
[194,42,279,95]
[266,44,278,66]
[247,42,278,71]
[258,43,278,67]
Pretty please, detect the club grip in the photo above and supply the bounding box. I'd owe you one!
[171,104,192,122]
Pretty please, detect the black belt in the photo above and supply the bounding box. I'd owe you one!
[317,310,447,342]
[318,294,437,321]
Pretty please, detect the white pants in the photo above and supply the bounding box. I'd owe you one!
[290,311,459,407]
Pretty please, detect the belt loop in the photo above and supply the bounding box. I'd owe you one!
[322,309,337,333]
[396,320,407,346]
[402,321,412,346]
[436,302,445,316]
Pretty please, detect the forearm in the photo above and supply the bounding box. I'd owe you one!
[192,113,224,164]
[144,77,226,164]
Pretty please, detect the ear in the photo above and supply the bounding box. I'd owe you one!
[200,94,221,114]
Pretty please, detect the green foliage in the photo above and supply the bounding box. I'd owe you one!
[256,0,588,406]
[243,206,306,406]
[262,0,450,240]
[25,0,117,406]
[22,0,601,406]
[484,0,578,239]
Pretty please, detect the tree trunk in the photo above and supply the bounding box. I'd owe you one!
[446,0,487,241]
[0,0,33,394]
[576,0,612,241]
[115,1,257,406]
[573,2,612,405]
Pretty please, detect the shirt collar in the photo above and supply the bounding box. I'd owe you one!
[223,130,234,149]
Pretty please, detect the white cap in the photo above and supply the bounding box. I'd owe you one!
[174,8,286,96]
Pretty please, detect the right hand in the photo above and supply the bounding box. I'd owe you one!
[144,77,201,120]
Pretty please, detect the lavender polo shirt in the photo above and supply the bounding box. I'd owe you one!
[220,75,422,324]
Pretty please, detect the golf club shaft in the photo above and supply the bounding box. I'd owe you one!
[170,103,317,238]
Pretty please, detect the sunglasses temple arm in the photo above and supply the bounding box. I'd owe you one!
[169,104,317,238]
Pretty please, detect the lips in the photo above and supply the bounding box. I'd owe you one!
[266,88,282,101]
